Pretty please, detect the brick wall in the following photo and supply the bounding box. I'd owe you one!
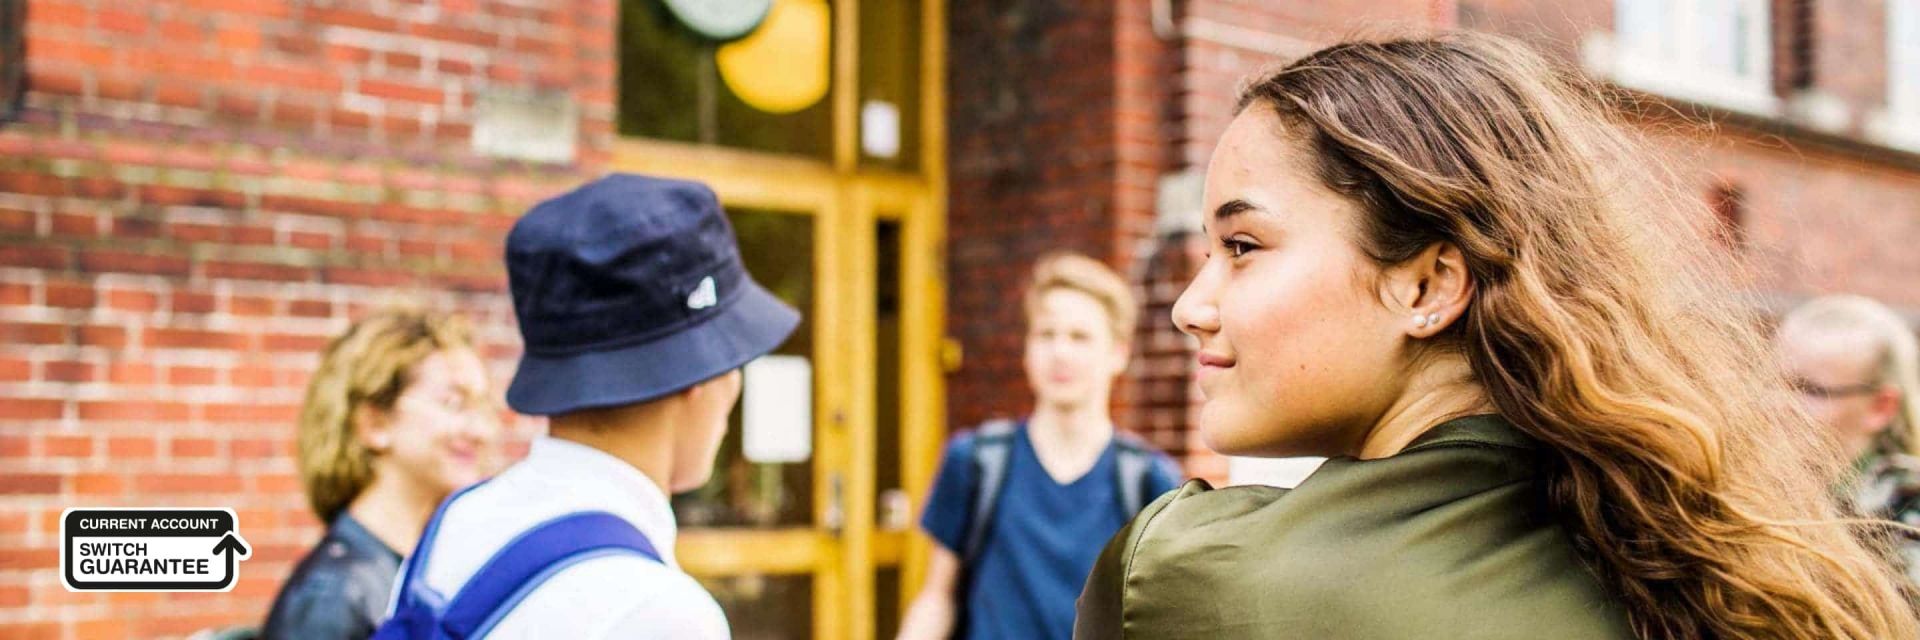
[1126,229,1221,480]
[1808,0,1890,111]
[0,1,614,637]
[1459,0,1920,307]
[1656,122,1920,309]
[945,0,1124,429]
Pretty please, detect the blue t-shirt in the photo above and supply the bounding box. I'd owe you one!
[921,423,1182,640]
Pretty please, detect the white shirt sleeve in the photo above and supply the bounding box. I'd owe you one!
[595,582,731,639]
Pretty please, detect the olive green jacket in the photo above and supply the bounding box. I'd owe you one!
[1074,415,1631,639]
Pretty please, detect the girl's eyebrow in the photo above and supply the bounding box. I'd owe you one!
[1214,198,1261,221]
[1202,198,1270,236]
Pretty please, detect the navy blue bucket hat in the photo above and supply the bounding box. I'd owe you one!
[503,173,800,416]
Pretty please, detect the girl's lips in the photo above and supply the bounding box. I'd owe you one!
[1194,352,1233,397]
[1196,352,1235,368]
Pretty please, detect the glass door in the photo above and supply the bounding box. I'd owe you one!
[613,0,947,637]
[864,192,947,639]
[671,207,821,640]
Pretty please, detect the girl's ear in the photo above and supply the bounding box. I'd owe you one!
[1382,241,1474,338]
[354,404,392,453]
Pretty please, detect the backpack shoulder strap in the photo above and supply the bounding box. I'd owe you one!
[437,511,662,639]
[1111,431,1161,516]
[374,481,489,640]
[394,483,487,604]
[962,419,1019,566]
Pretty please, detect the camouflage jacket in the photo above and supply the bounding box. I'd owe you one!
[1853,452,1920,585]
[1855,452,1920,528]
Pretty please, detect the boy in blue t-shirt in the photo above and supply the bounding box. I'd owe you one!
[899,253,1183,640]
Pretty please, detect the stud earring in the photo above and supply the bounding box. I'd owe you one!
[1427,313,1441,327]
[1413,314,1428,328]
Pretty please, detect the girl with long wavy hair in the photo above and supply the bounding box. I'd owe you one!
[1074,33,1919,639]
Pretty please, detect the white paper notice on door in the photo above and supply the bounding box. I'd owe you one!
[743,355,813,464]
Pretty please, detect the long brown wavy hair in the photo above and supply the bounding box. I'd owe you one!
[1237,33,1919,639]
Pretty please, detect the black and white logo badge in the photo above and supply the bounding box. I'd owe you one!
[61,508,251,592]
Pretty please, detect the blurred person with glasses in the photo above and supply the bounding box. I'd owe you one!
[263,306,504,640]
[1776,294,1920,579]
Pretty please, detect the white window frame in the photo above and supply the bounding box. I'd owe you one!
[1585,0,1779,116]
[1892,0,1920,119]
[1871,0,1920,152]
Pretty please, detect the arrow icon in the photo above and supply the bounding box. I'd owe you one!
[210,532,251,561]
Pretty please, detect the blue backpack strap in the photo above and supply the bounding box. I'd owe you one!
[953,418,1017,640]
[962,418,1019,566]
[374,481,489,640]
[437,511,661,639]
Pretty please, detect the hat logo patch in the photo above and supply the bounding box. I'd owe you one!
[687,276,718,310]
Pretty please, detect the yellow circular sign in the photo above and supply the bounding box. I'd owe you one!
[716,0,830,114]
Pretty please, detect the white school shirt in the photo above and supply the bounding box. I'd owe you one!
[396,436,729,638]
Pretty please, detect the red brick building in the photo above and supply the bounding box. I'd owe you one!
[3,0,1918,638]
[0,1,600,637]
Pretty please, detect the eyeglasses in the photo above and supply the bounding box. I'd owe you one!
[1789,378,1883,399]
[397,389,501,418]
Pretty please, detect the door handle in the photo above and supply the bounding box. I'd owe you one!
[824,472,845,533]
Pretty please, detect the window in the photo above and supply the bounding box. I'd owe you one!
[618,0,835,159]
[1589,0,1778,115]
[1872,0,1920,151]
[1893,0,1920,118]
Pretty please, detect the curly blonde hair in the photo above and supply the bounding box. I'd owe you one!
[297,306,474,522]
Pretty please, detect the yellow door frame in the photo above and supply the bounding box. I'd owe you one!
[607,0,947,637]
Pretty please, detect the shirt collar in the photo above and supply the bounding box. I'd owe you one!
[521,435,680,565]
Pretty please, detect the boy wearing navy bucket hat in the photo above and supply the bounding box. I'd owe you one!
[374,174,799,639]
